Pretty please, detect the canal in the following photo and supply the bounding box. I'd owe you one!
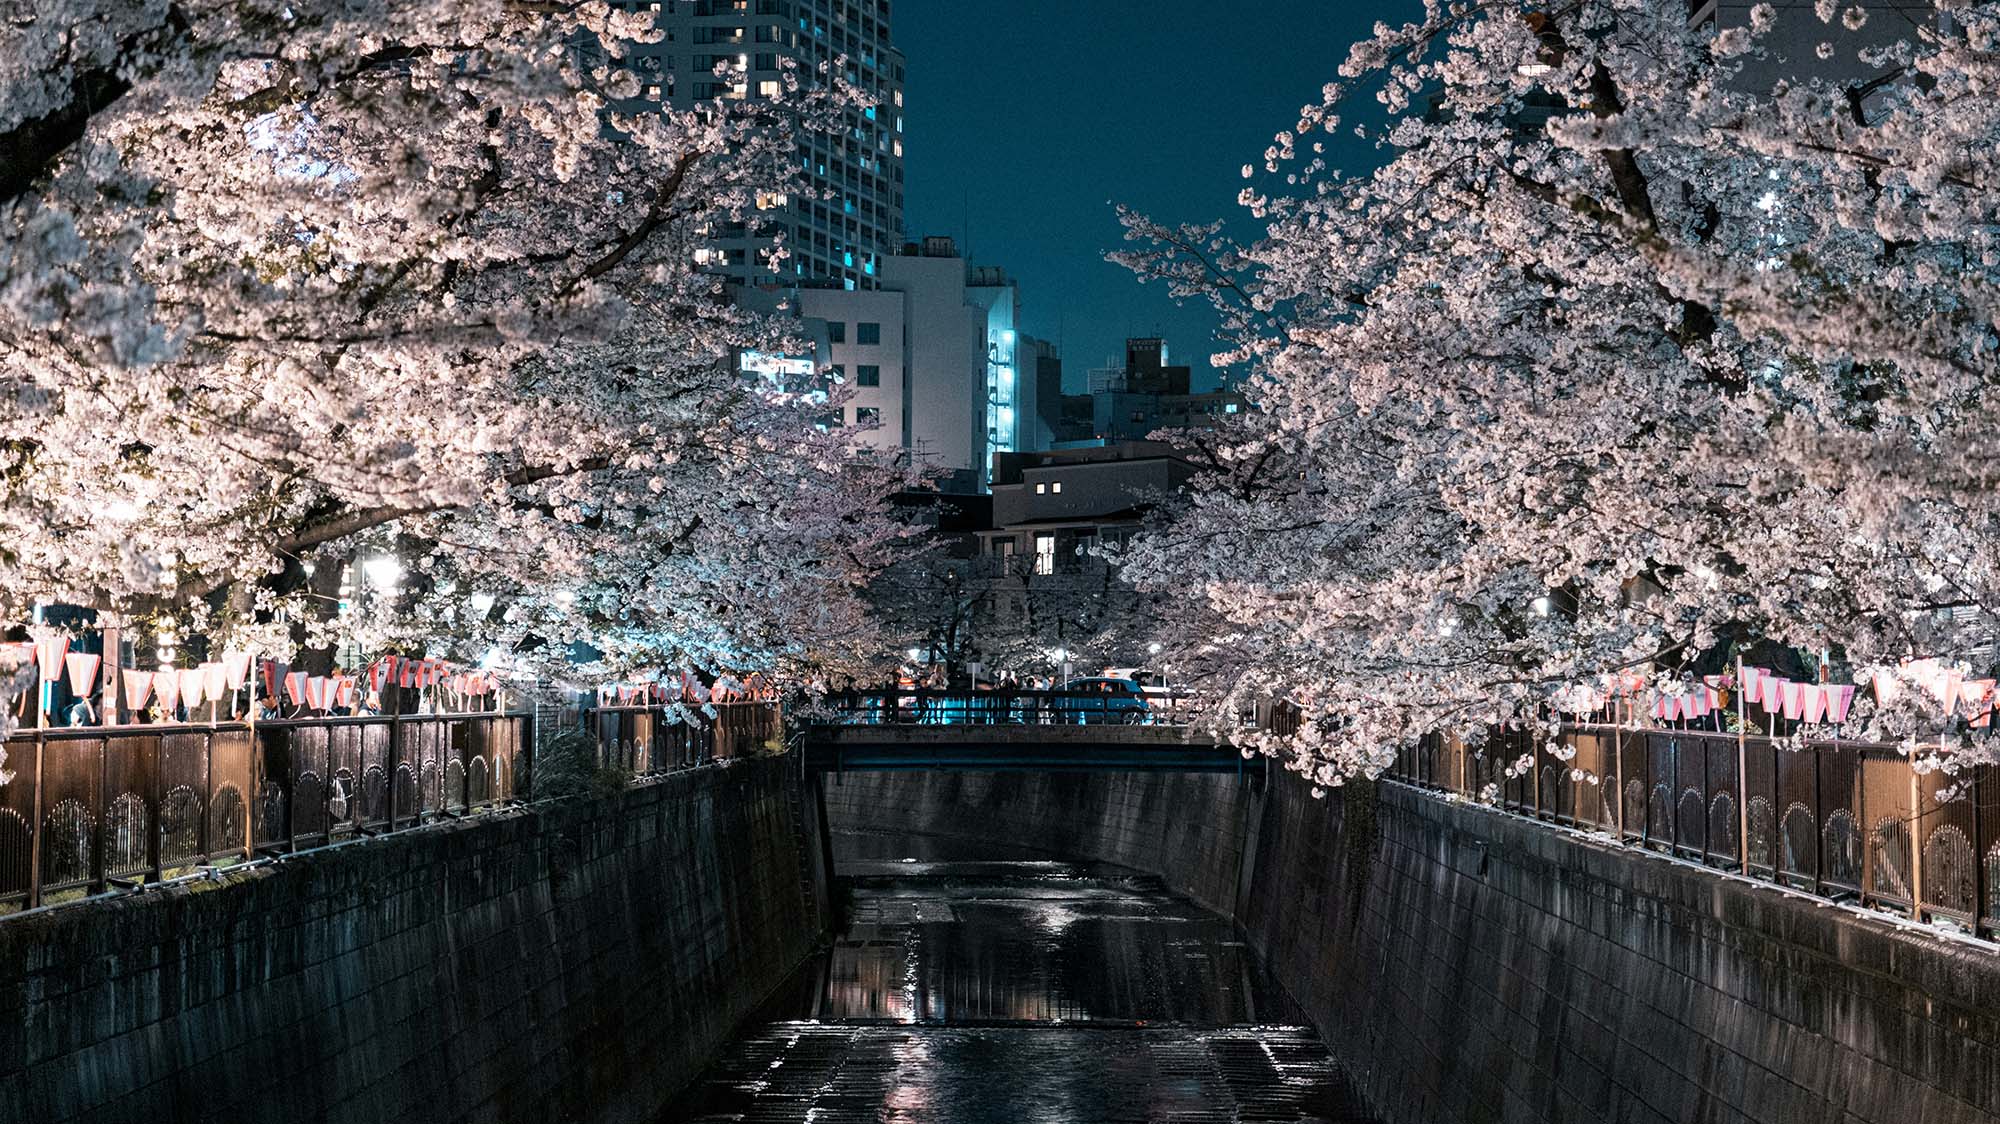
[659,835,1378,1122]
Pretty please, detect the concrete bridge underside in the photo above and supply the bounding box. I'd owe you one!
[801,723,1265,776]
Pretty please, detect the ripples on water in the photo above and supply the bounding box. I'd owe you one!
[659,846,1378,1123]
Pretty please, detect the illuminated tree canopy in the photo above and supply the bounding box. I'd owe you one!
[1116,0,2000,784]
[0,1,911,732]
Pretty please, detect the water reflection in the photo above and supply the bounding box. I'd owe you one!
[659,853,1377,1123]
[820,859,1293,1026]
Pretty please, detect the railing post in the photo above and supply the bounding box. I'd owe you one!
[1817,746,1829,898]
[91,736,108,894]
[1909,764,1924,922]
[387,713,403,830]
[286,727,299,854]
[1736,659,1750,876]
[1974,768,1986,940]
[1613,698,1626,841]
[201,730,214,862]
[148,731,164,884]
[27,732,45,910]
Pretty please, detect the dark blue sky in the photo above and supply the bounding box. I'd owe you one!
[895,2,1409,392]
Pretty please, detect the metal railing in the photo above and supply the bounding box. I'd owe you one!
[0,711,530,912]
[1389,724,2000,940]
[0,700,785,915]
[585,702,782,771]
[825,688,1199,726]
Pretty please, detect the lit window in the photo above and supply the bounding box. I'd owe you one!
[1051,482,1062,494]
[1034,483,1046,495]
[1034,534,1055,575]
[757,80,781,97]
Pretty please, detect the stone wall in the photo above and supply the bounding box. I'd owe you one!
[0,757,825,1124]
[823,768,2000,1124]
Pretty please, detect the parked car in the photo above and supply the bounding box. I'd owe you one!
[1052,677,1153,724]
[1102,667,1173,695]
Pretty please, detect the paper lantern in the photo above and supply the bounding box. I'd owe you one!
[1758,674,1785,712]
[221,649,253,690]
[1780,680,1808,721]
[285,672,308,707]
[200,661,227,703]
[34,635,69,682]
[1739,666,1767,699]
[176,668,205,708]
[64,652,100,697]
[122,668,155,711]
[155,670,182,714]
[1824,684,1857,724]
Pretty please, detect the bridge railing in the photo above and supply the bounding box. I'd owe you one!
[1386,724,2000,940]
[824,688,1200,727]
[0,710,531,913]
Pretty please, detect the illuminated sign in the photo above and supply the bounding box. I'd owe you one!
[740,350,816,379]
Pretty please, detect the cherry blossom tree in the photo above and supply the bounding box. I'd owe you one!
[0,0,909,732]
[1114,0,2000,787]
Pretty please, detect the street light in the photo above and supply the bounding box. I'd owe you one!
[362,555,403,590]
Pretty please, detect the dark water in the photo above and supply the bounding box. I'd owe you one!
[659,842,1378,1122]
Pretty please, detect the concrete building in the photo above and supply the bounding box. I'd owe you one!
[610,0,906,290]
[1092,389,1246,444]
[1049,336,1246,445]
[785,237,1039,487]
[980,441,1193,577]
[791,286,906,446]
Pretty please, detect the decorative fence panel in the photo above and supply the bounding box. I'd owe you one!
[0,711,529,912]
[1394,724,1997,941]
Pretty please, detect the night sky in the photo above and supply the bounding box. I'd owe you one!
[895,2,1415,392]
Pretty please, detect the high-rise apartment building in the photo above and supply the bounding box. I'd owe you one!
[611,0,906,290]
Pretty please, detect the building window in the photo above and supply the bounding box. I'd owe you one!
[829,363,845,382]
[856,364,880,387]
[827,321,845,343]
[1051,481,1062,493]
[856,406,880,425]
[1034,483,1046,495]
[857,321,881,344]
[1034,533,1055,576]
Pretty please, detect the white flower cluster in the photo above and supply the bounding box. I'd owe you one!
[0,1,914,715]
[1114,1,2000,781]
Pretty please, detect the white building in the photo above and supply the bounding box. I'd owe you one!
[789,237,1038,487]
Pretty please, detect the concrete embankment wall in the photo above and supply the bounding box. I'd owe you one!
[823,768,2000,1124]
[0,757,827,1124]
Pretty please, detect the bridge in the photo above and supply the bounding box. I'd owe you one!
[804,688,1265,778]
